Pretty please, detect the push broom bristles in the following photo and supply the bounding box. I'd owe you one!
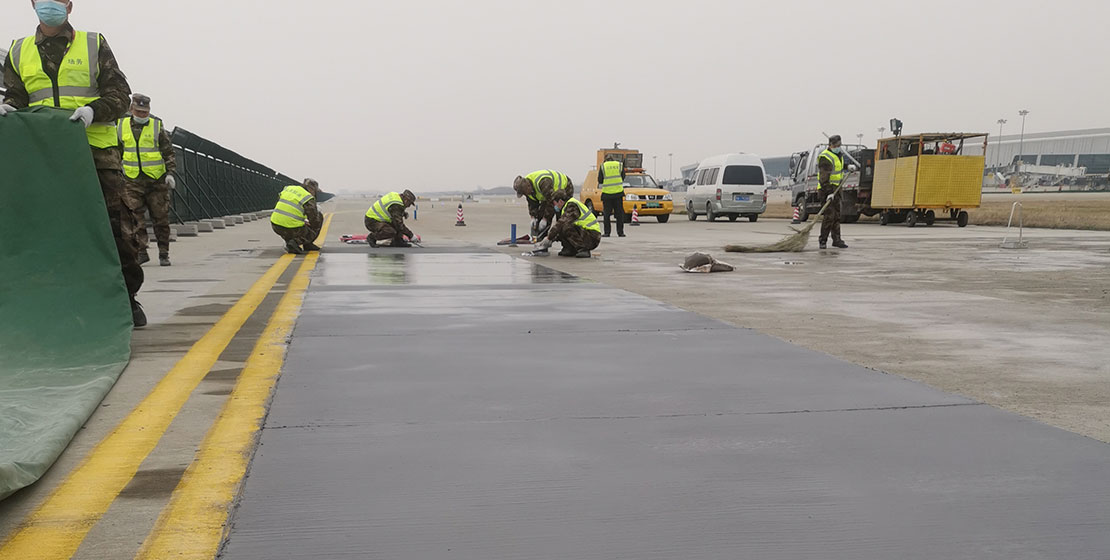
[722,185,841,254]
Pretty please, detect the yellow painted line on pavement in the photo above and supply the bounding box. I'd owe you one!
[0,221,322,559]
[135,215,332,560]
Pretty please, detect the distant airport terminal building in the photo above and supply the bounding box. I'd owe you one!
[966,128,1110,176]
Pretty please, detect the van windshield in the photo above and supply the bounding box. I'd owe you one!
[722,165,764,185]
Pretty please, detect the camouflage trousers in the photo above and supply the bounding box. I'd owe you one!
[122,178,172,254]
[553,226,601,254]
[364,216,405,245]
[99,169,144,297]
[272,222,320,247]
[819,189,842,244]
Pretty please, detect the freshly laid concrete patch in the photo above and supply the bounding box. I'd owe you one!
[222,252,1110,560]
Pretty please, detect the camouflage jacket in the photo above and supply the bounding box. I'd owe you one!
[4,24,131,170]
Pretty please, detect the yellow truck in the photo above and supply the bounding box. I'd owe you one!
[579,145,674,223]
[872,132,987,227]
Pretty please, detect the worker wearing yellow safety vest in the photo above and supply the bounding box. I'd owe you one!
[271,179,324,254]
[533,190,601,258]
[816,135,849,249]
[512,170,574,241]
[119,93,177,267]
[597,155,627,237]
[363,190,417,248]
[1,0,147,327]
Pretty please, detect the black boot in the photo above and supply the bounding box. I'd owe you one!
[833,240,848,249]
[558,246,576,257]
[131,298,147,328]
[159,253,171,266]
[575,249,592,258]
[138,250,150,265]
[303,242,321,251]
[285,239,304,254]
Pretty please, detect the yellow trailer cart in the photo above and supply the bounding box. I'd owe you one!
[871,133,987,227]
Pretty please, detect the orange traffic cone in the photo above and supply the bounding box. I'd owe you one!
[630,205,640,226]
[455,203,466,226]
[791,205,801,224]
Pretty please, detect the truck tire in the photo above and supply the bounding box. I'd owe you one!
[957,211,969,227]
[880,211,889,226]
[906,211,918,228]
[657,214,670,223]
[748,214,758,223]
[924,210,935,226]
[795,197,809,222]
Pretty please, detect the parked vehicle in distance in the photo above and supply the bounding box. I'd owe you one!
[684,153,768,222]
[580,145,674,223]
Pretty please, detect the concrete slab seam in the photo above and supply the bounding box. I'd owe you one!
[135,214,332,560]
[0,254,298,559]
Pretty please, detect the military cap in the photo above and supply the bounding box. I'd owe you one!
[131,93,151,109]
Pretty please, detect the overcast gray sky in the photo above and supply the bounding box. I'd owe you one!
[5,0,1108,191]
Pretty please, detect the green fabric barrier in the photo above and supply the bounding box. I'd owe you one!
[0,108,132,500]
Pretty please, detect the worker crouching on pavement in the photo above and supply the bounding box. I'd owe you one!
[364,189,417,247]
[533,190,601,258]
[513,170,574,242]
[271,179,323,254]
[119,93,177,267]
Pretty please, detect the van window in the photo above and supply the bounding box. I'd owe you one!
[707,168,719,185]
[696,169,708,185]
[722,165,764,185]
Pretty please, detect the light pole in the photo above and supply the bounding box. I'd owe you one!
[856,133,864,145]
[668,153,673,180]
[1017,109,1030,166]
[996,118,1007,169]
[653,155,657,177]
[878,126,885,138]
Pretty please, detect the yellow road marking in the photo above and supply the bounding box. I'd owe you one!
[0,219,326,559]
[135,215,332,559]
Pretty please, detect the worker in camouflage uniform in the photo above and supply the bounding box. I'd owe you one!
[2,0,146,326]
[119,93,177,266]
[271,179,324,254]
[513,170,574,241]
[816,135,849,249]
[533,189,601,258]
[364,189,417,247]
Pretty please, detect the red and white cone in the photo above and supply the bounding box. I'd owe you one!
[630,205,641,226]
[791,205,801,224]
[455,203,467,227]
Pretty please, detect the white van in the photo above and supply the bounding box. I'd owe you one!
[684,153,768,222]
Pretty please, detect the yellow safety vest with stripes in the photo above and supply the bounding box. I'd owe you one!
[117,116,167,180]
[524,170,570,202]
[271,185,314,228]
[10,30,118,148]
[818,149,844,190]
[365,192,403,222]
[600,160,624,194]
[563,197,601,233]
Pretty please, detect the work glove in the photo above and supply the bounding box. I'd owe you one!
[165,175,176,190]
[825,194,834,205]
[0,104,16,117]
[69,106,94,128]
[848,164,858,172]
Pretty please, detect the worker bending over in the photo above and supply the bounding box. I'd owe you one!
[534,190,601,258]
[512,170,574,241]
[119,93,177,266]
[364,190,417,247]
[271,179,323,254]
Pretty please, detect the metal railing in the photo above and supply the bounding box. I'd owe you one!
[169,127,294,223]
[1000,202,1028,249]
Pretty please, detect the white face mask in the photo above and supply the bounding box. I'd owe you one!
[133,115,150,124]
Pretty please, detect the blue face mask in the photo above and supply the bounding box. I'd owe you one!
[35,0,68,27]
[132,115,150,125]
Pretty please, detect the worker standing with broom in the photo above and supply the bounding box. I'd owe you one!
[817,135,851,249]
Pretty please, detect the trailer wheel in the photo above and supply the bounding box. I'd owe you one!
[957,211,969,227]
[906,211,918,228]
[879,211,889,226]
[924,210,935,226]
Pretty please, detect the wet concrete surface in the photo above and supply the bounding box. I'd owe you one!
[222,251,1110,559]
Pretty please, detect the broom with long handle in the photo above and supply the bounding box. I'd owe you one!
[724,183,843,253]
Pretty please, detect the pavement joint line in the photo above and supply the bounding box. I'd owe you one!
[293,326,736,339]
[0,229,304,560]
[134,215,332,560]
[263,403,985,430]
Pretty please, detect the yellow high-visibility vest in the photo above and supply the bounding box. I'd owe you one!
[818,149,844,189]
[564,197,601,233]
[271,185,314,228]
[600,160,624,194]
[11,31,118,148]
[365,192,404,222]
[524,170,570,202]
[117,116,167,179]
